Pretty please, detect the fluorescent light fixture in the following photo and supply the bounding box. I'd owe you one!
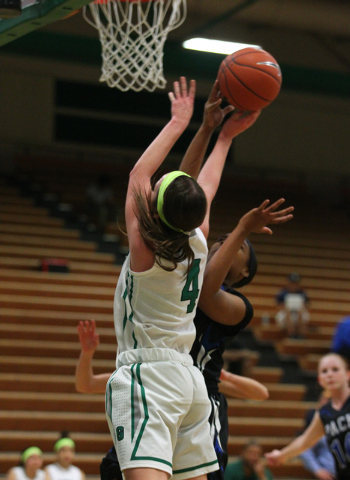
[182,37,261,55]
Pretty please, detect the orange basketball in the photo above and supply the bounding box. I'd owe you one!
[217,48,282,111]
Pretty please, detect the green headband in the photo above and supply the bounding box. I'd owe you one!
[54,438,75,452]
[21,447,43,463]
[157,171,191,234]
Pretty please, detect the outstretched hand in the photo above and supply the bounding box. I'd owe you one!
[220,109,261,140]
[265,449,285,466]
[202,80,235,131]
[168,77,196,128]
[239,198,294,235]
[77,320,100,354]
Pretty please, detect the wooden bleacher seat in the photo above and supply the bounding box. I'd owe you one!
[0,356,115,376]
[227,399,316,419]
[249,366,283,384]
[0,339,116,360]
[0,307,114,327]
[0,282,115,301]
[0,222,81,238]
[228,416,304,437]
[2,175,349,480]
[0,244,115,264]
[0,233,97,251]
[0,294,113,314]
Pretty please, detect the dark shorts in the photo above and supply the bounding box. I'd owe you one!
[100,447,123,480]
[207,391,229,480]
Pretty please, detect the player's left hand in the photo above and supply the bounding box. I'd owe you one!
[239,198,294,235]
[265,449,285,466]
[202,80,235,131]
[219,109,261,140]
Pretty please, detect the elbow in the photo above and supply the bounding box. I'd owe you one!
[257,387,269,401]
[249,385,269,401]
[76,384,90,394]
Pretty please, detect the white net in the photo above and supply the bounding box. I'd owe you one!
[83,0,187,91]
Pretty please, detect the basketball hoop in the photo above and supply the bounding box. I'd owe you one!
[83,0,187,91]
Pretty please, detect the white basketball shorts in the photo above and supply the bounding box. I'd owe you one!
[106,360,219,479]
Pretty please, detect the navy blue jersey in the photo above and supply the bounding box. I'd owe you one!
[190,286,253,393]
[319,395,350,480]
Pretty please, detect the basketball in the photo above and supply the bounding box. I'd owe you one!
[217,47,282,111]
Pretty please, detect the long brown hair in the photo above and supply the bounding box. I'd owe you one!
[133,176,207,272]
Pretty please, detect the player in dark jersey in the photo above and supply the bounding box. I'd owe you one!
[191,230,272,480]
[76,195,292,480]
[266,353,350,479]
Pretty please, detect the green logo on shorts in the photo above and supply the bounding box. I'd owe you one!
[117,426,124,441]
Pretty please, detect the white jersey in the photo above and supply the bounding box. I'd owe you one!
[46,464,82,480]
[114,227,208,366]
[11,468,45,480]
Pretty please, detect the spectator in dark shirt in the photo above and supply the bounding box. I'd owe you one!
[275,272,309,338]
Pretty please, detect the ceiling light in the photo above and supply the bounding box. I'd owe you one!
[182,38,261,55]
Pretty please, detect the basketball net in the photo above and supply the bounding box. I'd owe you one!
[83,0,187,91]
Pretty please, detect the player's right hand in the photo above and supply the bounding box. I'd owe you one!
[77,319,100,354]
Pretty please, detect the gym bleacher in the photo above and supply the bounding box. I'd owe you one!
[1,158,350,480]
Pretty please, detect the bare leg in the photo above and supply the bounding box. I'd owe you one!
[285,311,295,336]
[124,468,169,480]
[296,311,305,337]
[124,469,207,480]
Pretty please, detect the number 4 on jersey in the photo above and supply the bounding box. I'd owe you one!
[181,259,200,313]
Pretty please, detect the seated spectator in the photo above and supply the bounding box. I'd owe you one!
[224,440,274,480]
[299,392,336,480]
[331,316,350,362]
[275,272,310,338]
[6,447,45,480]
[86,174,116,233]
[45,432,86,480]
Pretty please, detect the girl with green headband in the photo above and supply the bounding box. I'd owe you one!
[7,447,44,480]
[108,77,261,480]
[45,433,85,480]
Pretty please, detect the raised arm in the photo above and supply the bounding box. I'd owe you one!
[197,110,261,238]
[199,199,294,325]
[76,320,112,394]
[126,77,196,269]
[265,411,325,466]
[179,80,234,179]
[219,369,269,400]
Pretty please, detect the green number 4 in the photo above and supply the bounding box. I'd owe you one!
[181,259,200,314]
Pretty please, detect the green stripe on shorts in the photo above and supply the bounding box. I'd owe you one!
[130,364,172,468]
[173,459,219,474]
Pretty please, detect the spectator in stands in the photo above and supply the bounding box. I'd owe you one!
[331,316,350,361]
[6,447,45,480]
[275,272,310,338]
[299,392,336,480]
[45,432,86,480]
[224,440,274,480]
[86,174,116,233]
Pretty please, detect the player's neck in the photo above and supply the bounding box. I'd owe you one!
[331,386,350,409]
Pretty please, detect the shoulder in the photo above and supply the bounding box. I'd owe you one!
[276,289,288,300]
[7,467,20,480]
[190,228,208,254]
[319,400,333,421]
[37,470,46,480]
